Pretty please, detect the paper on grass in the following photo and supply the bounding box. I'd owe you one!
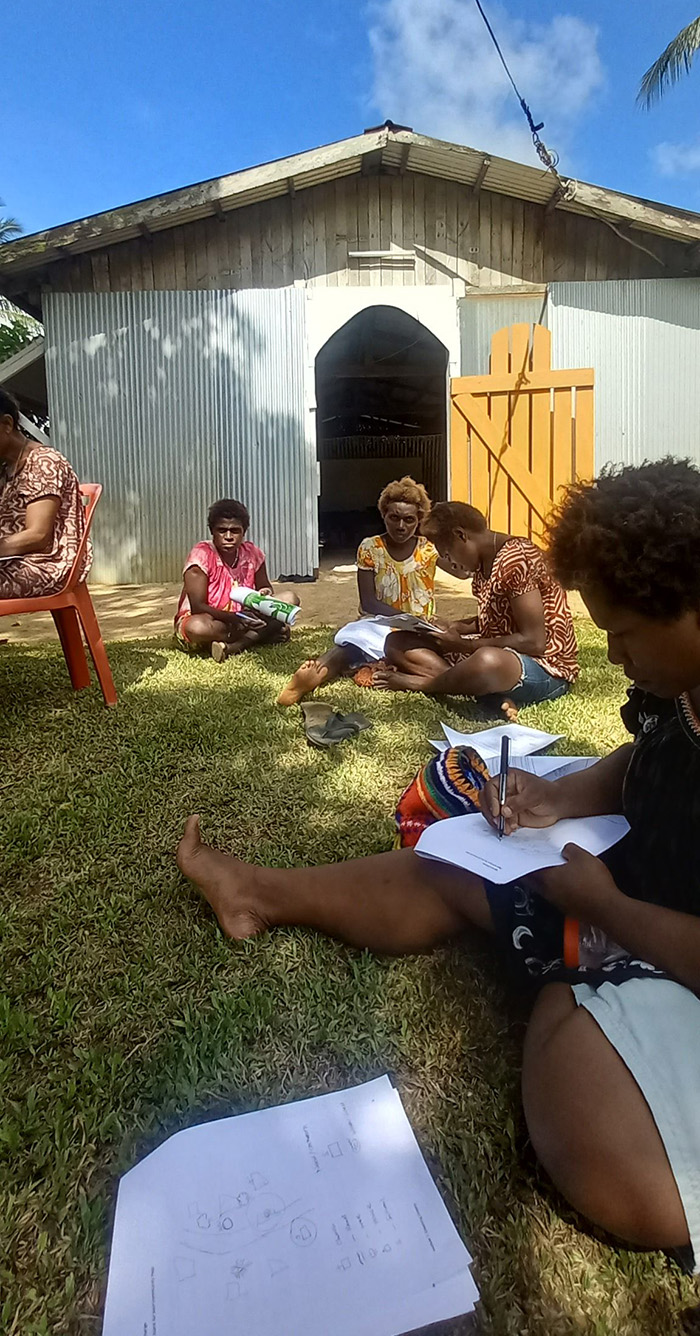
[431,722,565,772]
[102,1075,478,1336]
[416,811,629,883]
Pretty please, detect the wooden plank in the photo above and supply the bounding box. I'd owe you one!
[290,191,304,283]
[223,214,240,289]
[529,387,551,542]
[183,221,199,289]
[91,251,111,292]
[552,387,573,504]
[573,385,595,482]
[387,175,403,287]
[510,198,525,285]
[488,390,510,529]
[238,213,253,288]
[412,173,425,285]
[321,182,337,288]
[170,227,187,289]
[367,177,380,288]
[489,326,511,375]
[500,193,514,286]
[356,176,371,288]
[270,196,289,286]
[509,323,531,378]
[424,175,437,286]
[478,191,493,286]
[433,175,447,286]
[530,323,552,371]
[450,367,593,394]
[450,394,470,502]
[453,392,552,521]
[204,216,223,288]
[389,175,403,288]
[457,182,477,289]
[106,241,129,291]
[508,381,531,535]
[140,235,155,291]
[445,179,459,294]
[532,203,545,284]
[399,173,413,287]
[336,176,349,287]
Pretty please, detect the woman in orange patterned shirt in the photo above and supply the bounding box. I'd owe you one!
[375,501,578,714]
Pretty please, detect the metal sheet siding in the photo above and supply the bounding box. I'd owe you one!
[548,279,700,469]
[458,293,547,374]
[43,289,316,582]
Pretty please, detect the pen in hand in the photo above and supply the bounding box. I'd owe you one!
[497,736,510,839]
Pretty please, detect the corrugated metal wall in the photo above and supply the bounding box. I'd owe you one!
[459,280,700,471]
[548,279,700,469]
[459,292,547,374]
[44,289,316,582]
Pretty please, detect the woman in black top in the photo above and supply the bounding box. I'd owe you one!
[178,458,700,1270]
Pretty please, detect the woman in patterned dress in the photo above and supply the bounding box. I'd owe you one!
[374,500,578,715]
[278,476,439,705]
[0,389,88,599]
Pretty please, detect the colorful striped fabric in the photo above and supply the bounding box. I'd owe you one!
[394,745,490,848]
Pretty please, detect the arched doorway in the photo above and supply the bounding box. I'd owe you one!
[315,306,449,555]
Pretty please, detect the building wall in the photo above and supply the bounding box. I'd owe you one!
[42,172,689,300]
[43,289,316,583]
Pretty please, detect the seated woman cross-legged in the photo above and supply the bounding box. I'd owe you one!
[175,498,299,663]
[179,458,700,1269]
[0,389,89,599]
[375,501,578,716]
[278,476,438,706]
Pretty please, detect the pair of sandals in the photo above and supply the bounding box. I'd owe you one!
[300,701,373,750]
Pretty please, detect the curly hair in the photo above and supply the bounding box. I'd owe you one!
[547,458,700,619]
[377,475,431,523]
[421,500,487,542]
[207,498,250,532]
[0,387,20,426]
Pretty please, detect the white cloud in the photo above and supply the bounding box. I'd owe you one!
[367,0,604,167]
[651,139,700,178]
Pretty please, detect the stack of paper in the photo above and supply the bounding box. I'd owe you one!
[429,721,566,773]
[416,810,629,882]
[102,1076,480,1336]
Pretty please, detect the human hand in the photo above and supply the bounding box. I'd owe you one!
[257,586,274,597]
[535,845,620,921]
[480,769,563,835]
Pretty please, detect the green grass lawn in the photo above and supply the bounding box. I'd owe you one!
[1,620,698,1336]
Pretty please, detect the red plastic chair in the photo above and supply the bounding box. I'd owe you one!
[0,483,117,706]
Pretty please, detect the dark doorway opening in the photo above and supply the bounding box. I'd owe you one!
[315,306,448,556]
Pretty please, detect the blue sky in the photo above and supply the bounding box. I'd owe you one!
[5,0,700,235]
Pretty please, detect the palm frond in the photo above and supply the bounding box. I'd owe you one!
[638,16,700,107]
[0,199,23,244]
[0,216,22,244]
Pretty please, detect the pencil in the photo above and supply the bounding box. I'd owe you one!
[498,736,510,840]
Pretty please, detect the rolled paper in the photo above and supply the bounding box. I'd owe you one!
[229,585,300,626]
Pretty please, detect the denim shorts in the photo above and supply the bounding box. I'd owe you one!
[489,651,570,707]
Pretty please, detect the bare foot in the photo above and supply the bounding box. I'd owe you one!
[373,666,424,693]
[500,697,519,722]
[277,659,330,706]
[176,815,269,940]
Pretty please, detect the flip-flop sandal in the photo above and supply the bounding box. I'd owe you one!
[300,702,373,749]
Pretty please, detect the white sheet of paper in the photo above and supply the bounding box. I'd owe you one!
[510,755,599,781]
[432,722,565,774]
[102,1076,478,1336]
[416,811,629,882]
[372,614,445,634]
[334,618,391,661]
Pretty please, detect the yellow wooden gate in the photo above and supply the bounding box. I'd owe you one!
[450,323,594,540]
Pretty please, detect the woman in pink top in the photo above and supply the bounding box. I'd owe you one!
[175,498,297,662]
